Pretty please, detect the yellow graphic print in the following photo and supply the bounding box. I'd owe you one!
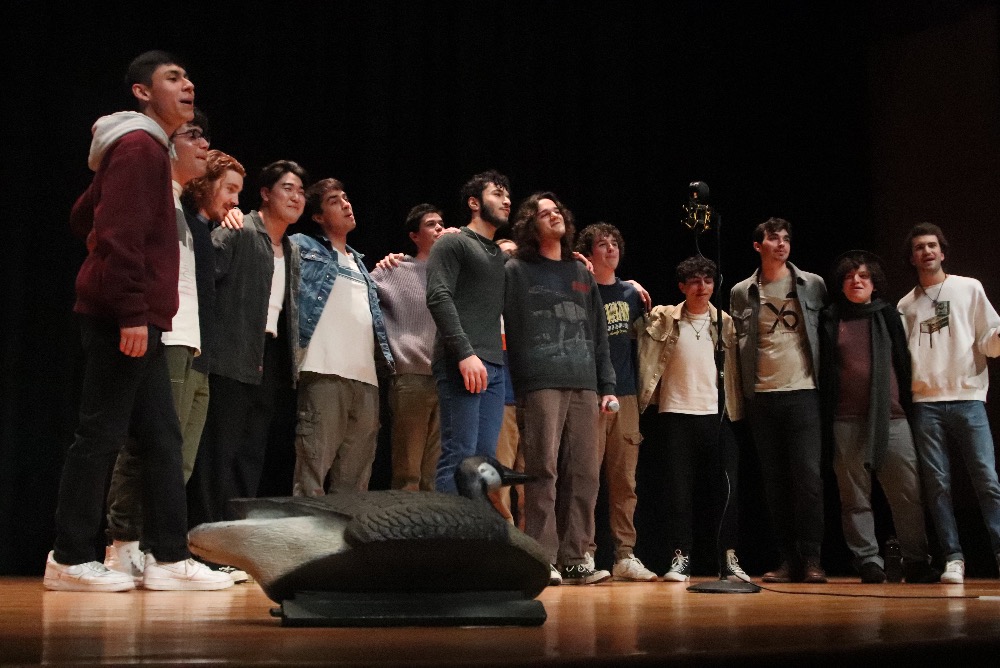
[605,300,631,337]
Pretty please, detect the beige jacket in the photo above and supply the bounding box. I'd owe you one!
[635,302,744,421]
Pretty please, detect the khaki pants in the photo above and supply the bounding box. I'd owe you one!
[520,388,600,566]
[495,404,525,528]
[292,372,380,496]
[588,394,642,560]
[388,374,440,491]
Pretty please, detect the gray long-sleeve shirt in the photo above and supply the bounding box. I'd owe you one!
[425,227,506,368]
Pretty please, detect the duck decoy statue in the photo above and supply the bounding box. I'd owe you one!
[187,456,549,627]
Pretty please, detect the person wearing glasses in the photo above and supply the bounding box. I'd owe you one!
[819,251,938,584]
[102,108,232,586]
[503,192,617,586]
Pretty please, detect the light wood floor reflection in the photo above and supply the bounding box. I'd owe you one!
[4,576,1000,666]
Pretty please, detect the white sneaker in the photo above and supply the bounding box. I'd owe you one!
[662,550,691,582]
[44,551,135,592]
[613,554,658,581]
[724,549,752,583]
[142,556,234,591]
[941,559,965,584]
[217,565,251,584]
[548,564,563,586]
[104,540,145,586]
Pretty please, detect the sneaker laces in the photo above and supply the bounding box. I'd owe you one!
[670,550,689,572]
[727,552,747,575]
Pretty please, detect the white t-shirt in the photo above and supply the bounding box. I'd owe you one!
[658,312,718,414]
[161,183,200,351]
[265,254,285,337]
[300,251,377,386]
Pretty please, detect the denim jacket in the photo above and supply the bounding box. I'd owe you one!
[290,232,394,376]
[729,261,827,400]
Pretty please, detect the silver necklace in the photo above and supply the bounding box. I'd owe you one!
[467,228,498,257]
[922,274,947,307]
[684,313,710,340]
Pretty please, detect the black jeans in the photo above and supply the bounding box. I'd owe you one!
[660,413,739,558]
[746,389,824,563]
[53,315,188,564]
[188,333,292,526]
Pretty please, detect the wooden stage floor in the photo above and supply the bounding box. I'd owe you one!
[4,576,1000,666]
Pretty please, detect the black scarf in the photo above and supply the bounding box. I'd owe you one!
[838,298,892,471]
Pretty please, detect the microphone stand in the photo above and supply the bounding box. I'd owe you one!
[685,207,760,594]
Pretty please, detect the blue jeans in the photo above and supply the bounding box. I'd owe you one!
[911,401,1000,560]
[433,360,505,493]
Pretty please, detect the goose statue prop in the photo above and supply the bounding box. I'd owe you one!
[187,456,549,626]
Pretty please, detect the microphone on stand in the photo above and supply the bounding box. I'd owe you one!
[677,180,759,595]
[681,181,713,234]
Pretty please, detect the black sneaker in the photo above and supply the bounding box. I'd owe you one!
[560,563,612,585]
[859,561,886,583]
[662,550,691,582]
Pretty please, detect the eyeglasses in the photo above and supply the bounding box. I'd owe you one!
[172,128,210,145]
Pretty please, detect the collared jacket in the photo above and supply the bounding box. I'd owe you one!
[635,302,744,421]
[290,233,394,378]
[210,210,300,385]
[729,261,827,400]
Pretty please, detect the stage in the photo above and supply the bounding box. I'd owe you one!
[4,576,1000,666]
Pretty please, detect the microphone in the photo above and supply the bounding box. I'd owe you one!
[604,399,620,413]
[681,181,713,234]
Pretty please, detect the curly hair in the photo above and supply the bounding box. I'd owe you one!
[676,255,717,282]
[181,150,246,216]
[575,222,624,258]
[512,191,576,262]
[832,251,888,301]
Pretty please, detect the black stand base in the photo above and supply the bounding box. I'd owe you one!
[687,578,761,594]
[273,590,548,627]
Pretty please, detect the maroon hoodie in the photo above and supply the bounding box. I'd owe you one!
[71,129,179,330]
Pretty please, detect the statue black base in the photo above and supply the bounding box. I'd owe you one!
[273,590,547,627]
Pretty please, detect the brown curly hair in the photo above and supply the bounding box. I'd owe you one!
[182,150,246,216]
[512,191,576,262]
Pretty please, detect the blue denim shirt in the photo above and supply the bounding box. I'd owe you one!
[290,232,394,376]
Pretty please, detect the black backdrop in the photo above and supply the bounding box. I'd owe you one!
[3,0,999,576]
